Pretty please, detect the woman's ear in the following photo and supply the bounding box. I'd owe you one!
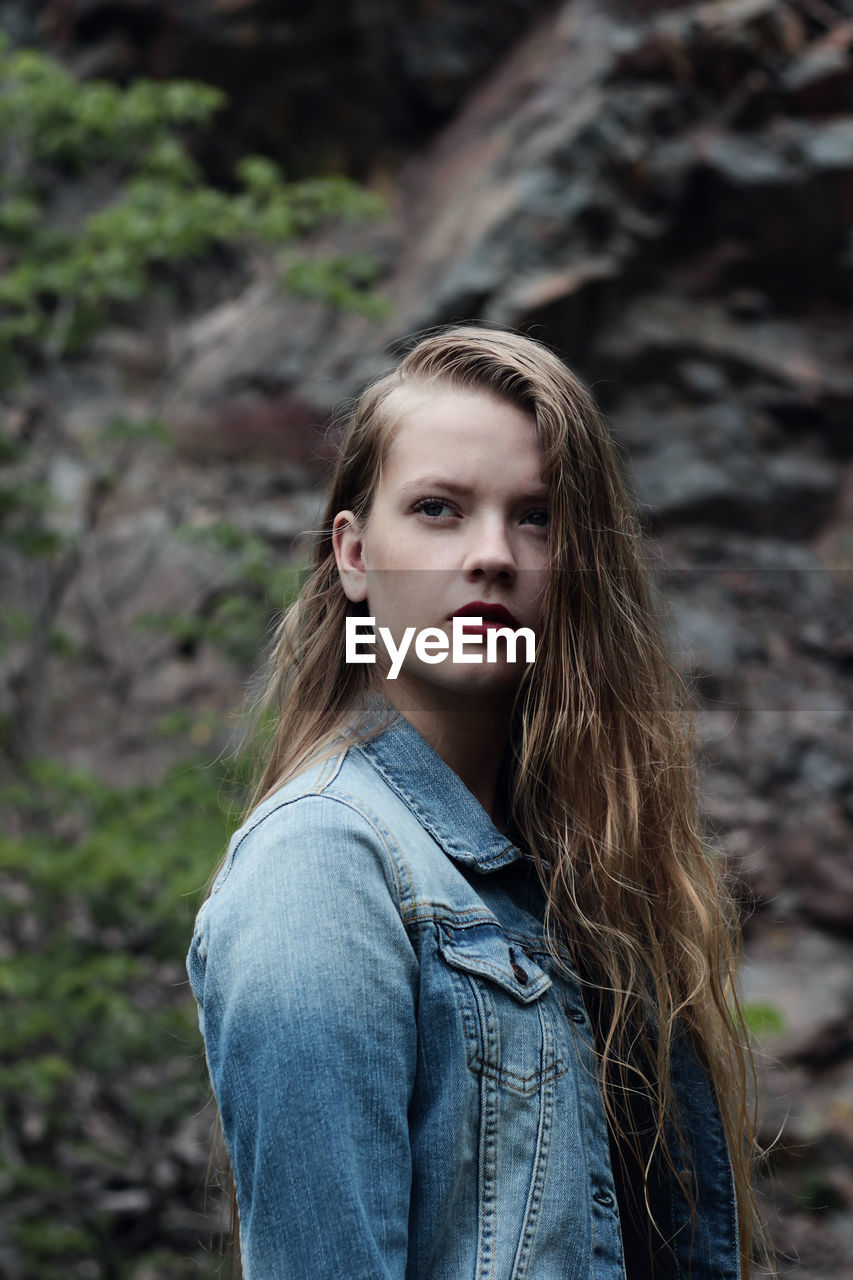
[332,510,369,603]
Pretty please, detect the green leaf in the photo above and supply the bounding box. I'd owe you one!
[237,154,286,194]
[741,1001,786,1037]
[99,415,172,445]
[0,195,40,238]
[282,252,388,316]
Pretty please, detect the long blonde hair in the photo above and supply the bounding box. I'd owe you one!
[243,323,772,1274]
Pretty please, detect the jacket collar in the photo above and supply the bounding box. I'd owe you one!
[352,695,523,873]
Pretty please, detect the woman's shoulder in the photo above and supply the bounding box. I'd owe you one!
[240,740,405,838]
[189,744,420,1010]
[210,743,409,903]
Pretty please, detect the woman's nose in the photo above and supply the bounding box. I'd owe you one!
[462,518,516,577]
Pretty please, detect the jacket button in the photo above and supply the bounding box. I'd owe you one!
[508,947,529,984]
[592,1189,615,1208]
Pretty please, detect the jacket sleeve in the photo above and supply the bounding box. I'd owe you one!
[187,794,418,1280]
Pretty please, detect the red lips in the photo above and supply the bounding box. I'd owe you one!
[450,601,520,627]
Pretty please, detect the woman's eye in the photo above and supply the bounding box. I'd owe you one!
[524,509,550,528]
[414,498,454,519]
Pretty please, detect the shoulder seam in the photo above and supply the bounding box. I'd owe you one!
[221,788,411,909]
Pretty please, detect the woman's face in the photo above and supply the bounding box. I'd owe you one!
[332,386,550,713]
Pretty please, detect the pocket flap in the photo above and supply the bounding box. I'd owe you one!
[438,921,552,1004]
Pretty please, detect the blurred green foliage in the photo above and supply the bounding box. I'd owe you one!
[0,30,385,379]
[0,520,306,1274]
[0,753,246,1277]
[741,1001,786,1039]
[0,27,383,756]
[0,25,381,761]
[0,27,379,1276]
[136,522,310,665]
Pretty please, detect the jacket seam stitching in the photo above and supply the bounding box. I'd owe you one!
[325,787,417,908]
[222,787,411,909]
[358,740,517,870]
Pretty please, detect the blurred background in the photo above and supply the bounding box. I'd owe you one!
[0,0,851,1276]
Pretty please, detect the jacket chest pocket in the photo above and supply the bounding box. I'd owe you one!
[437,921,563,1097]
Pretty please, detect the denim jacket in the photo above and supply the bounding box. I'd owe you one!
[186,702,741,1280]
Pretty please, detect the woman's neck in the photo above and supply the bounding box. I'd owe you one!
[378,681,514,831]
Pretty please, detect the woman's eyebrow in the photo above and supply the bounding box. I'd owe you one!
[400,477,550,500]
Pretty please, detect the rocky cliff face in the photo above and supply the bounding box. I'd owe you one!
[3,0,852,1274]
[3,0,561,176]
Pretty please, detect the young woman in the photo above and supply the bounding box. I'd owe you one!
[187,325,771,1278]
